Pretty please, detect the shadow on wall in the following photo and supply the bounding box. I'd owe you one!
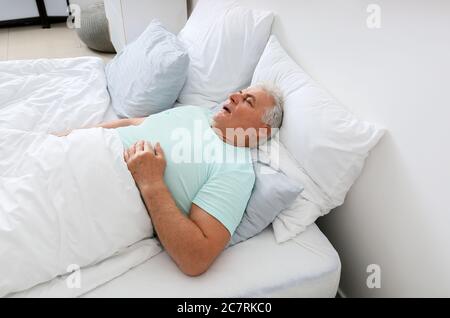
[187,0,196,16]
[317,131,444,297]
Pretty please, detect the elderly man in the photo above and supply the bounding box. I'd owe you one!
[59,84,283,276]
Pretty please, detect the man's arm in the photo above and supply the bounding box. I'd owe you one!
[52,117,145,136]
[124,140,230,276]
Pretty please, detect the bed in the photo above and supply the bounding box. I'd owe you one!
[83,225,340,298]
[0,56,340,298]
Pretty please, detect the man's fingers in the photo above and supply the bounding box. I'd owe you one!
[124,149,129,162]
[145,141,154,154]
[155,142,165,158]
[127,141,160,159]
[143,141,151,152]
[136,140,145,152]
[130,143,136,155]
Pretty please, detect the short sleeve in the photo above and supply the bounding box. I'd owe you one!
[192,164,255,235]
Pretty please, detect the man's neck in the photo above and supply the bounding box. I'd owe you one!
[211,124,235,146]
[211,124,252,148]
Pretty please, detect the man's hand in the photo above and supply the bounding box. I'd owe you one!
[51,129,72,137]
[124,140,166,192]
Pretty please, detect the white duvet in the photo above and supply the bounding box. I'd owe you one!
[0,57,110,132]
[0,57,160,297]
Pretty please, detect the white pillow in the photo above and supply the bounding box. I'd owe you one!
[177,0,273,108]
[252,36,385,242]
[106,20,189,118]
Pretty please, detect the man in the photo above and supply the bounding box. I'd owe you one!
[57,84,283,276]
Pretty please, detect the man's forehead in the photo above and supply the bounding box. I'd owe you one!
[244,87,274,106]
[244,86,264,94]
[244,87,269,99]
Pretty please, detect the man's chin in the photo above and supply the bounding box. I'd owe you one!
[212,112,226,124]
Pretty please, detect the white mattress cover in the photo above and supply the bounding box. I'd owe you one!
[83,223,341,298]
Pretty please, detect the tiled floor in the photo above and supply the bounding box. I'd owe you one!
[0,23,115,63]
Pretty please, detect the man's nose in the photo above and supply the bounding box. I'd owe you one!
[229,92,242,104]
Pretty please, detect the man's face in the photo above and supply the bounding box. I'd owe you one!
[212,87,275,142]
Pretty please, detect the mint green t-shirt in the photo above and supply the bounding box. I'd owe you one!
[116,106,255,235]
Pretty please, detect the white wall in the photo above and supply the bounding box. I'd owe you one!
[189,0,450,296]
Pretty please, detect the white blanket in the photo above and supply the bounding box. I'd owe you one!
[0,57,110,133]
[0,128,155,297]
[9,231,161,298]
[0,57,161,297]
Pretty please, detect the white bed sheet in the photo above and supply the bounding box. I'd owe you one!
[83,223,341,298]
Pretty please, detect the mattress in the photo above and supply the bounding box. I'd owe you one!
[83,224,341,298]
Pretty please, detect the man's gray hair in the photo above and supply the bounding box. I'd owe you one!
[254,82,284,130]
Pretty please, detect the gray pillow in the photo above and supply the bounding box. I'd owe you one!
[105,20,189,118]
[228,161,303,247]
